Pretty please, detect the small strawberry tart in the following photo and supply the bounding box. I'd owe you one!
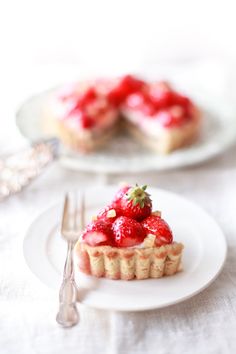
[45,75,201,154]
[74,184,184,280]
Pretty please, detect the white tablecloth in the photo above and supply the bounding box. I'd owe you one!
[1,142,236,354]
[0,59,236,353]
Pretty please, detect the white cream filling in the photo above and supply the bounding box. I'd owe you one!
[122,107,166,138]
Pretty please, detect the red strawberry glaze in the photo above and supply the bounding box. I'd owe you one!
[123,79,195,127]
[55,75,196,133]
[149,90,173,109]
[148,83,190,110]
[79,113,95,128]
[57,87,98,128]
[107,75,146,107]
[141,215,173,246]
[78,87,97,108]
[112,216,146,247]
[84,219,113,234]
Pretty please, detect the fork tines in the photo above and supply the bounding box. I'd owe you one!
[61,192,85,242]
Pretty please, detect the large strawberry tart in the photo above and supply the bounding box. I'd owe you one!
[45,75,201,154]
[74,184,184,280]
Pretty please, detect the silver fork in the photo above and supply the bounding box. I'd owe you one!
[56,192,85,327]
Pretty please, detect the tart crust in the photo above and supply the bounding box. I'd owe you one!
[74,241,184,280]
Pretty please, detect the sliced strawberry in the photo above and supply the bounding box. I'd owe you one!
[85,219,113,234]
[82,219,113,246]
[119,184,152,221]
[141,215,173,246]
[112,216,146,247]
[82,231,111,247]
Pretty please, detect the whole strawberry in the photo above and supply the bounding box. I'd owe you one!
[119,184,152,221]
[141,215,173,246]
[82,219,114,246]
[112,216,146,247]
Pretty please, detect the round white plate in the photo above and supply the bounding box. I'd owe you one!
[16,85,236,173]
[23,185,227,311]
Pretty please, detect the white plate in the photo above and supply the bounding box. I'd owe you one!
[23,186,227,311]
[16,84,236,173]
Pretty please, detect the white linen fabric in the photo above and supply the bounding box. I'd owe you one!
[1,146,236,354]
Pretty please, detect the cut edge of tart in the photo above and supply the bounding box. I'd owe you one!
[74,184,184,280]
[123,106,201,154]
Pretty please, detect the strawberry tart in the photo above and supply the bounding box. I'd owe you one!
[45,75,201,154]
[74,184,184,280]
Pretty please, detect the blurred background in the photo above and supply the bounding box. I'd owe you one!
[1,0,236,151]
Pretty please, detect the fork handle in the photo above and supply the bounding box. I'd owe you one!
[56,241,79,327]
